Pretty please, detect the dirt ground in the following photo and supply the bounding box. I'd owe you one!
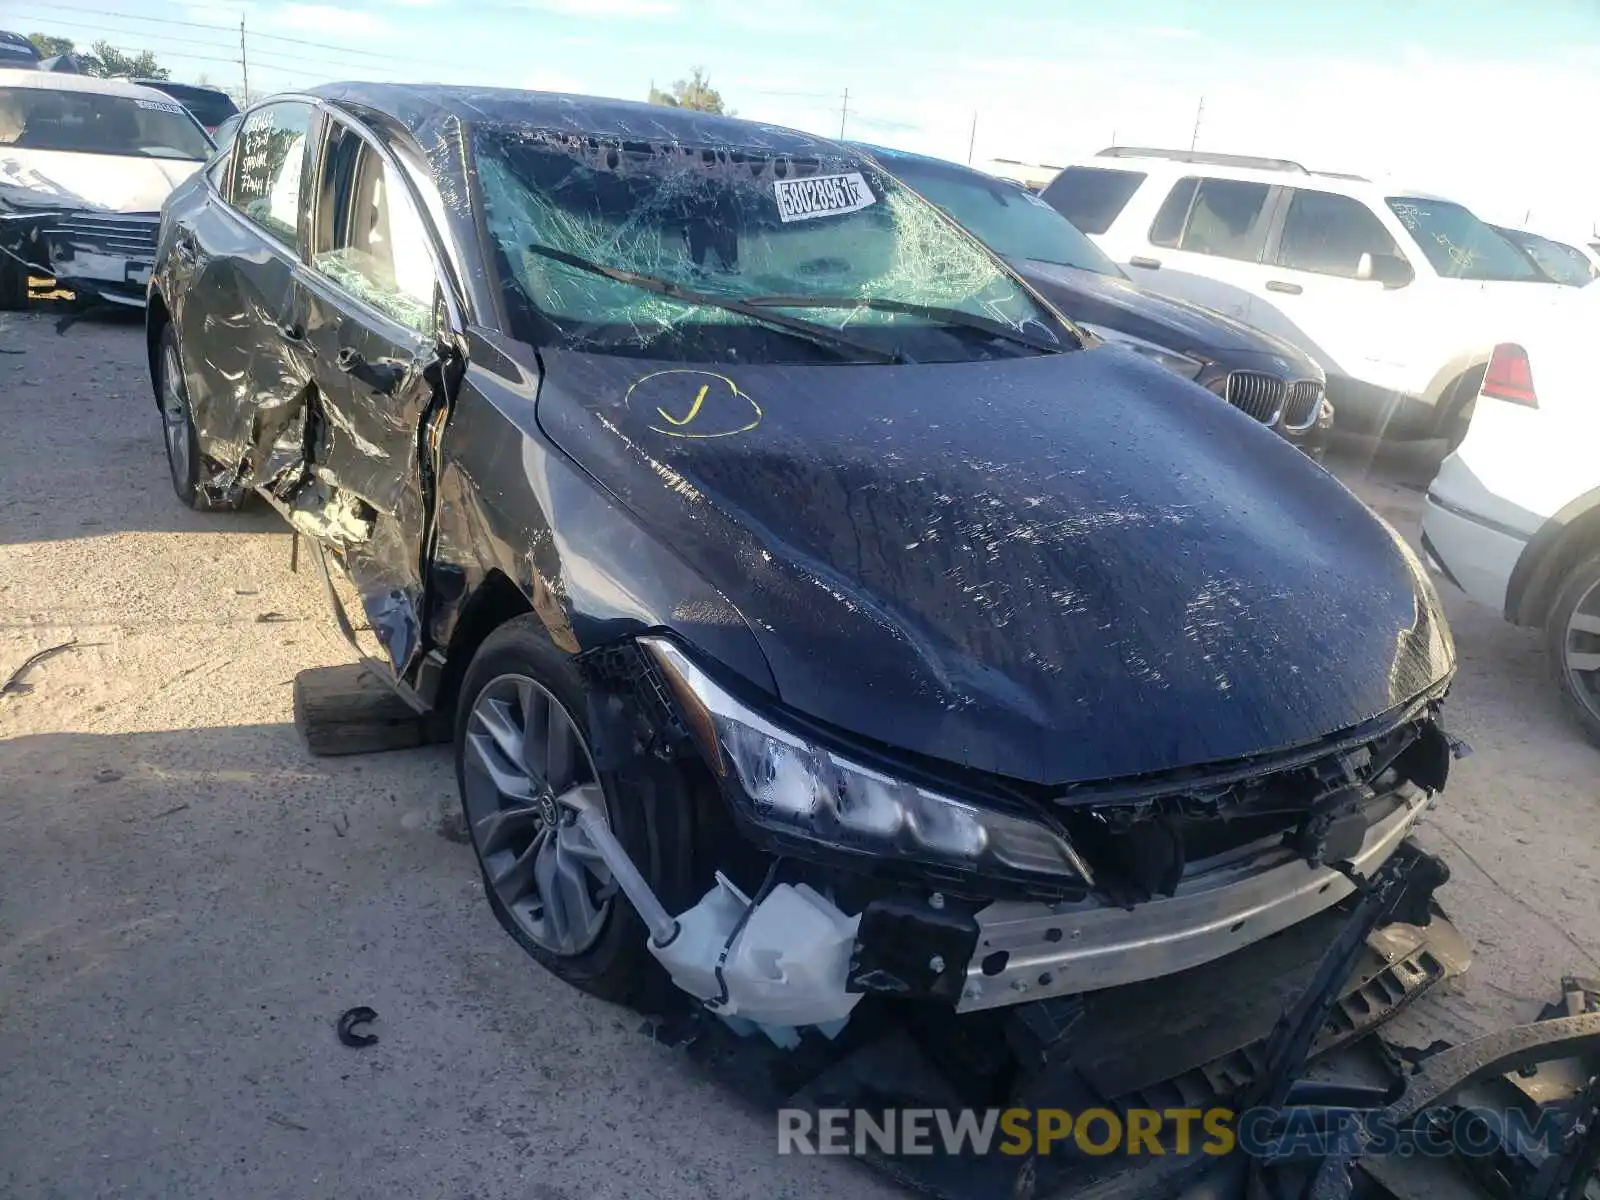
[2,311,1597,1199]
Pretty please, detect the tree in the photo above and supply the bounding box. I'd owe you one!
[647,67,730,115]
[27,33,76,59]
[87,40,169,80]
[24,33,169,78]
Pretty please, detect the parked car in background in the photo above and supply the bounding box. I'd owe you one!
[133,79,238,136]
[1042,148,1574,445]
[209,111,240,154]
[863,143,1332,456]
[1490,224,1597,287]
[150,84,1457,1048]
[0,68,212,308]
[0,31,40,69]
[1420,289,1600,743]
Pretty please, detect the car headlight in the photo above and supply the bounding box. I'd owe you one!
[1079,322,1207,381]
[640,637,1093,888]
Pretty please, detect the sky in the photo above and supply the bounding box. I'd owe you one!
[6,0,1600,235]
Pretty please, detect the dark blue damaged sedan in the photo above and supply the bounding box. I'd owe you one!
[147,84,1459,1042]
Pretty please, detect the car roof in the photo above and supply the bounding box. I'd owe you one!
[134,78,231,98]
[1068,149,1377,194]
[308,81,833,155]
[1067,152,1478,210]
[0,67,180,101]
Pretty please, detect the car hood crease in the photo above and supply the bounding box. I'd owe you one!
[535,346,1453,786]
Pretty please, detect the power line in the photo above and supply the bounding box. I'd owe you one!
[8,14,238,52]
[16,0,466,69]
[13,11,430,86]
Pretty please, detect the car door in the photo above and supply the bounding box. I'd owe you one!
[1249,187,1417,399]
[1122,175,1280,323]
[172,99,314,481]
[293,111,454,680]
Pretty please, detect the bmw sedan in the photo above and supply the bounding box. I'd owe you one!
[859,144,1334,456]
[148,84,1459,1046]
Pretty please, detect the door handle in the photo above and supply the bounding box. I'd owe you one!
[1129,255,1162,270]
[1266,280,1304,295]
[335,346,406,395]
[277,322,317,359]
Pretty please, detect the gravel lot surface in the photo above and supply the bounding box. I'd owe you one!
[2,311,1596,1199]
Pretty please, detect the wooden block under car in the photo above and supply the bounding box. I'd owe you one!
[292,663,448,756]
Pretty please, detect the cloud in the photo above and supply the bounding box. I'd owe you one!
[1143,26,1202,41]
[260,3,394,35]
[522,70,590,95]
[516,0,678,15]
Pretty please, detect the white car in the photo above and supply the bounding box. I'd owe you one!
[0,68,213,308]
[1420,290,1600,743]
[1040,148,1575,444]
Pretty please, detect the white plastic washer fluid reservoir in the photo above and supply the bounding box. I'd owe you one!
[650,873,863,1032]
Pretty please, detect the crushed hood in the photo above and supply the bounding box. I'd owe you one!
[0,148,199,214]
[536,345,1454,786]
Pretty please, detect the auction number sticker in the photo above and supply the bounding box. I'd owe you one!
[773,172,876,223]
[136,99,185,114]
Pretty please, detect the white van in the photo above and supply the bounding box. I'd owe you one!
[1041,148,1575,443]
[0,68,213,307]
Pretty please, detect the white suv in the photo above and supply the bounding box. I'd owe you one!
[1419,288,1600,743]
[1040,148,1573,443]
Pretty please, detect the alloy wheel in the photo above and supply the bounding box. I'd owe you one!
[461,673,615,956]
[1563,579,1600,728]
[160,343,191,492]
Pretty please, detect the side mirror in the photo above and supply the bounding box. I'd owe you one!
[1363,252,1414,289]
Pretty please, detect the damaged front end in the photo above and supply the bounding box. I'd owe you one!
[557,632,1465,1056]
[1,206,160,307]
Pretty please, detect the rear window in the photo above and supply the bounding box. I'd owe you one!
[0,85,212,160]
[0,32,39,66]
[1039,166,1146,234]
[140,83,238,130]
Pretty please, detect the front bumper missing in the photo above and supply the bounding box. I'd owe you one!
[959,785,1430,1012]
[0,209,157,307]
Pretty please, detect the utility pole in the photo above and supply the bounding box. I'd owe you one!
[838,88,849,138]
[1189,96,1204,151]
[239,16,249,104]
[967,111,977,165]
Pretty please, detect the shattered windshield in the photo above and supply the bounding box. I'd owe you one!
[877,154,1123,277]
[0,86,212,161]
[1386,196,1542,283]
[473,126,1071,362]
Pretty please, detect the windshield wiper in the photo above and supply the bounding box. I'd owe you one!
[740,294,1076,355]
[523,243,902,365]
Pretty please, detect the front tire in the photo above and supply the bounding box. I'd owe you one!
[1545,554,1600,748]
[454,617,696,1007]
[155,323,247,511]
